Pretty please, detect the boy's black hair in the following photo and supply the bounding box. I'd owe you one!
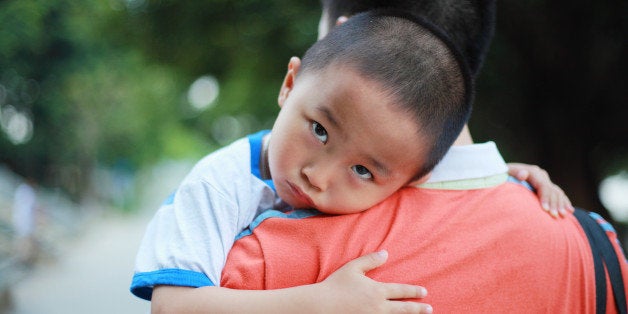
[320,0,496,78]
[300,10,473,179]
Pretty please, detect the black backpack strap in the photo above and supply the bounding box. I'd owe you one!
[575,209,607,314]
[587,212,627,314]
[574,208,627,314]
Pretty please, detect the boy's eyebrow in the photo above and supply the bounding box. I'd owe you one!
[369,157,390,178]
[316,106,339,129]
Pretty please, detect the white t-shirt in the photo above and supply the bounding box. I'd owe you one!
[132,130,280,299]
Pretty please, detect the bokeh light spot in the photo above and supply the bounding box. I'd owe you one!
[211,115,242,146]
[0,105,33,145]
[599,171,628,223]
[187,75,220,111]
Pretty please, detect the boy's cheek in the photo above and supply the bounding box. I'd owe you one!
[408,172,432,187]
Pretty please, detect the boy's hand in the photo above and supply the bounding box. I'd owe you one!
[316,250,433,314]
[507,163,574,218]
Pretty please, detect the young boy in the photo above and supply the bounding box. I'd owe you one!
[133,6,471,298]
[133,8,571,313]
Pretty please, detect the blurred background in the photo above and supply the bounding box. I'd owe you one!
[0,0,626,312]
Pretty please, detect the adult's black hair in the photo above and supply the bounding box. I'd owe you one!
[320,0,496,78]
[300,10,473,179]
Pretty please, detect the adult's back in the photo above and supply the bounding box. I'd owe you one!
[222,180,627,312]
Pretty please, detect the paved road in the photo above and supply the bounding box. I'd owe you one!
[8,209,152,314]
[0,159,193,314]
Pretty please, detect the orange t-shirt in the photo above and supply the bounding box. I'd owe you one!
[222,182,628,312]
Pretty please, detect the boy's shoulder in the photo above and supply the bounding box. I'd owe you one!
[181,130,274,190]
[186,132,267,181]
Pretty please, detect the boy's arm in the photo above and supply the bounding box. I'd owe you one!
[507,162,574,218]
[132,136,275,298]
[152,251,433,314]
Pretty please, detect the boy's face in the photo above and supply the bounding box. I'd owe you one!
[268,58,428,214]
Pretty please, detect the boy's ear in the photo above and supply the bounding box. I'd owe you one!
[278,57,301,108]
[407,172,432,187]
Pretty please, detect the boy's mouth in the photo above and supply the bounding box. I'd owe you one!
[287,181,314,208]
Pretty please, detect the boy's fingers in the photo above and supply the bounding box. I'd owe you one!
[347,250,388,273]
[387,301,433,314]
[540,188,551,212]
[554,187,573,217]
[549,188,560,218]
[561,189,574,212]
[557,193,566,216]
[507,164,528,180]
[516,169,529,181]
[384,283,428,299]
[558,189,568,216]
[509,163,575,218]
[566,201,575,212]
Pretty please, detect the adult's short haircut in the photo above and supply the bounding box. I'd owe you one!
[300,10,473,180]
[319,0,496,78]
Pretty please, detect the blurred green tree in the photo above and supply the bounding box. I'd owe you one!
[0,0,319,201]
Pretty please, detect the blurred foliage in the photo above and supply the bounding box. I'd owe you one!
[0,0,626,223]
[0,0,319,201]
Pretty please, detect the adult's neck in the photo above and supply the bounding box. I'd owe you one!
[452,124,473,146]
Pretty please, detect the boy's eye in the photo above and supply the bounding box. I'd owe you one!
[352,165,373,180]
[311,121,328,143]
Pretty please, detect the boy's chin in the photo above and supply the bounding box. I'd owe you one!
[314,206,367,216]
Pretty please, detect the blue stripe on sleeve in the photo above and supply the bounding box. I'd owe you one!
[130,269,214,301]
[506,176,535,192]
[235,208,322,240]
[248,130,275,191]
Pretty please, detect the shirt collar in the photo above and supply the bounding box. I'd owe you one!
[425,141,508,184]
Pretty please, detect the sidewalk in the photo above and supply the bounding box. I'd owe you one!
[3,160,194,314]
[7,209,151,314]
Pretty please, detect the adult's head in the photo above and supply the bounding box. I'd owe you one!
[319,0,496,78]
[268,10,473,214]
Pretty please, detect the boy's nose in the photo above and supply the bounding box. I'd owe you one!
[301,164,331,192]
